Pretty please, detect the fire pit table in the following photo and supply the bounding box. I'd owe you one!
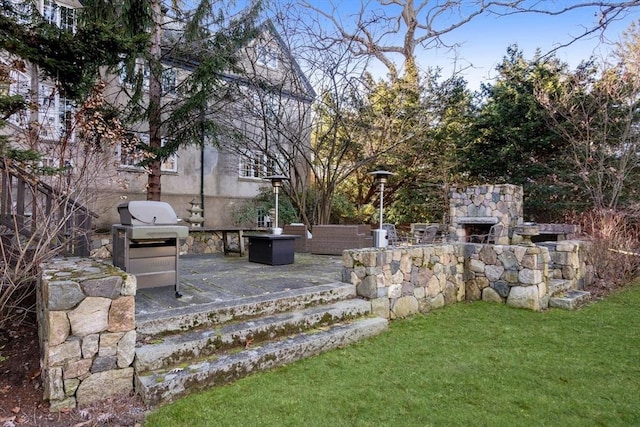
[247,233,298,266]
[112,201,189,297]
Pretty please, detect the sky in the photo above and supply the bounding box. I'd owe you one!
[418,3,640,90]
[265,0,640,90]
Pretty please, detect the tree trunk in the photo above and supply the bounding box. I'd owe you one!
[146,0,163,201]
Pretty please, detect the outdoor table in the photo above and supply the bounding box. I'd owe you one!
[246,233,299,265]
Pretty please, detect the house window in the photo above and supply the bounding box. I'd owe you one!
[118,60,149,89]
[7,71,73,140]
[162,67,177,95]
[9,0,32,23]
[257,208,271,228]
[238,150,284,179]
[38,84,74,141]
[8,68,30,128]
[250,91,280,123]
[43,0,76,32]
[118,132,178,173]
[119,61,177,95]
[239,150,265,178]
[262,92,279,121]
[256,45,278,69]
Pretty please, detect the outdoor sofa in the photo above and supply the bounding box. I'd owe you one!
[310,224,372,255]
[283,224,312,252]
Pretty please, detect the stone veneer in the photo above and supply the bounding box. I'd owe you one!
[38,258,137,411]
[342,240,591,318]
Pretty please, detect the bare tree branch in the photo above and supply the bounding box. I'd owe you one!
[299,0,640,80]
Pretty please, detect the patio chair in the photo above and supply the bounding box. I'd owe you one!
[468,224,503,244]
[382,223,405,246]
[418,225,439,243]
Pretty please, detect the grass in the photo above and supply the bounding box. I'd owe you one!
[144,286,640,427]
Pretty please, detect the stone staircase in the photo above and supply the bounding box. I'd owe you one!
[548,279,591,310]
[134,282,387,406]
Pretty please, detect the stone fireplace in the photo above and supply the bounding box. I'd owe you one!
[449,184,523,244]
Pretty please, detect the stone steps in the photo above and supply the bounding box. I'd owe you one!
[548,279,573,296]
[549,289,591,310]
[134,282,388,406]
[136,282,357,337]
[548,279,591,310]
[136,317,387,406]
[134,298,372,372]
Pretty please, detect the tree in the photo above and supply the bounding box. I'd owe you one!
[82,0,262,201]
[224,8,401,226]
[0,3,139,328]
[301,0,640,83]
[388,72,475,225]
[536,21,640,213]
[276,0,640,225]
[461,46,578,221]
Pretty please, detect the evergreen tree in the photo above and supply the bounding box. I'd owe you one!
[462,46,577,221]
[81,0,262,200]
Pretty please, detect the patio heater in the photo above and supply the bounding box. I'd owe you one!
[368,170,394,247]
[265,174,289,235]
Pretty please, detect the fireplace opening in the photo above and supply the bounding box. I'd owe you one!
[465,224,492,242]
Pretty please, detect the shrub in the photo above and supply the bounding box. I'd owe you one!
[576,209,640,290]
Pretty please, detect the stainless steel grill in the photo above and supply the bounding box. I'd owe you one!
[112,201,189,297]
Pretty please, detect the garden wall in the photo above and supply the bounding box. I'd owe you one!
[38,258,137,411]
[90,230,244,258]
[342,240,591,318]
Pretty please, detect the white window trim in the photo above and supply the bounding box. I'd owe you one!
[10,0,33,24]
[238,149,266,179]
[119,61,177,95]
[42,0,76,32]
[8,67,30,128]
[118,132,178,173]
[256,208,271,228]
[38,83,74,142]
[7,70,74,142]
[238,149,284,180]
[256,45,278,69]
[162,66,177,95]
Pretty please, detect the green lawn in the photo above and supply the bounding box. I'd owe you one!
[144,285,640,427]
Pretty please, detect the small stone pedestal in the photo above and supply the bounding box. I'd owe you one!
[514,223,539,246]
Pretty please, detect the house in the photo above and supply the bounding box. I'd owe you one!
[2,0,315,231]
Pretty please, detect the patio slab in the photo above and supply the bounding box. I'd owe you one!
[134,253,345,316]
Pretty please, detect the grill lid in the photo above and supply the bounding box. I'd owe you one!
[118,201,178,225]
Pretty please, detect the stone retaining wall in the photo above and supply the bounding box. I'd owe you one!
[342,244,465,319]
[90,230,244,258]
[538,241,593,289]
[464,243,550,311]
[38,258,137,411]
[343,240,591,317]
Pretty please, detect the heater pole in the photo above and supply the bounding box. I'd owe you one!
[274,186,279,231]
[378,181,384,230]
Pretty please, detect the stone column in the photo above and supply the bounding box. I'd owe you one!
[38,258,136,411]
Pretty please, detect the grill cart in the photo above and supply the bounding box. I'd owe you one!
[112,201,189,297]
